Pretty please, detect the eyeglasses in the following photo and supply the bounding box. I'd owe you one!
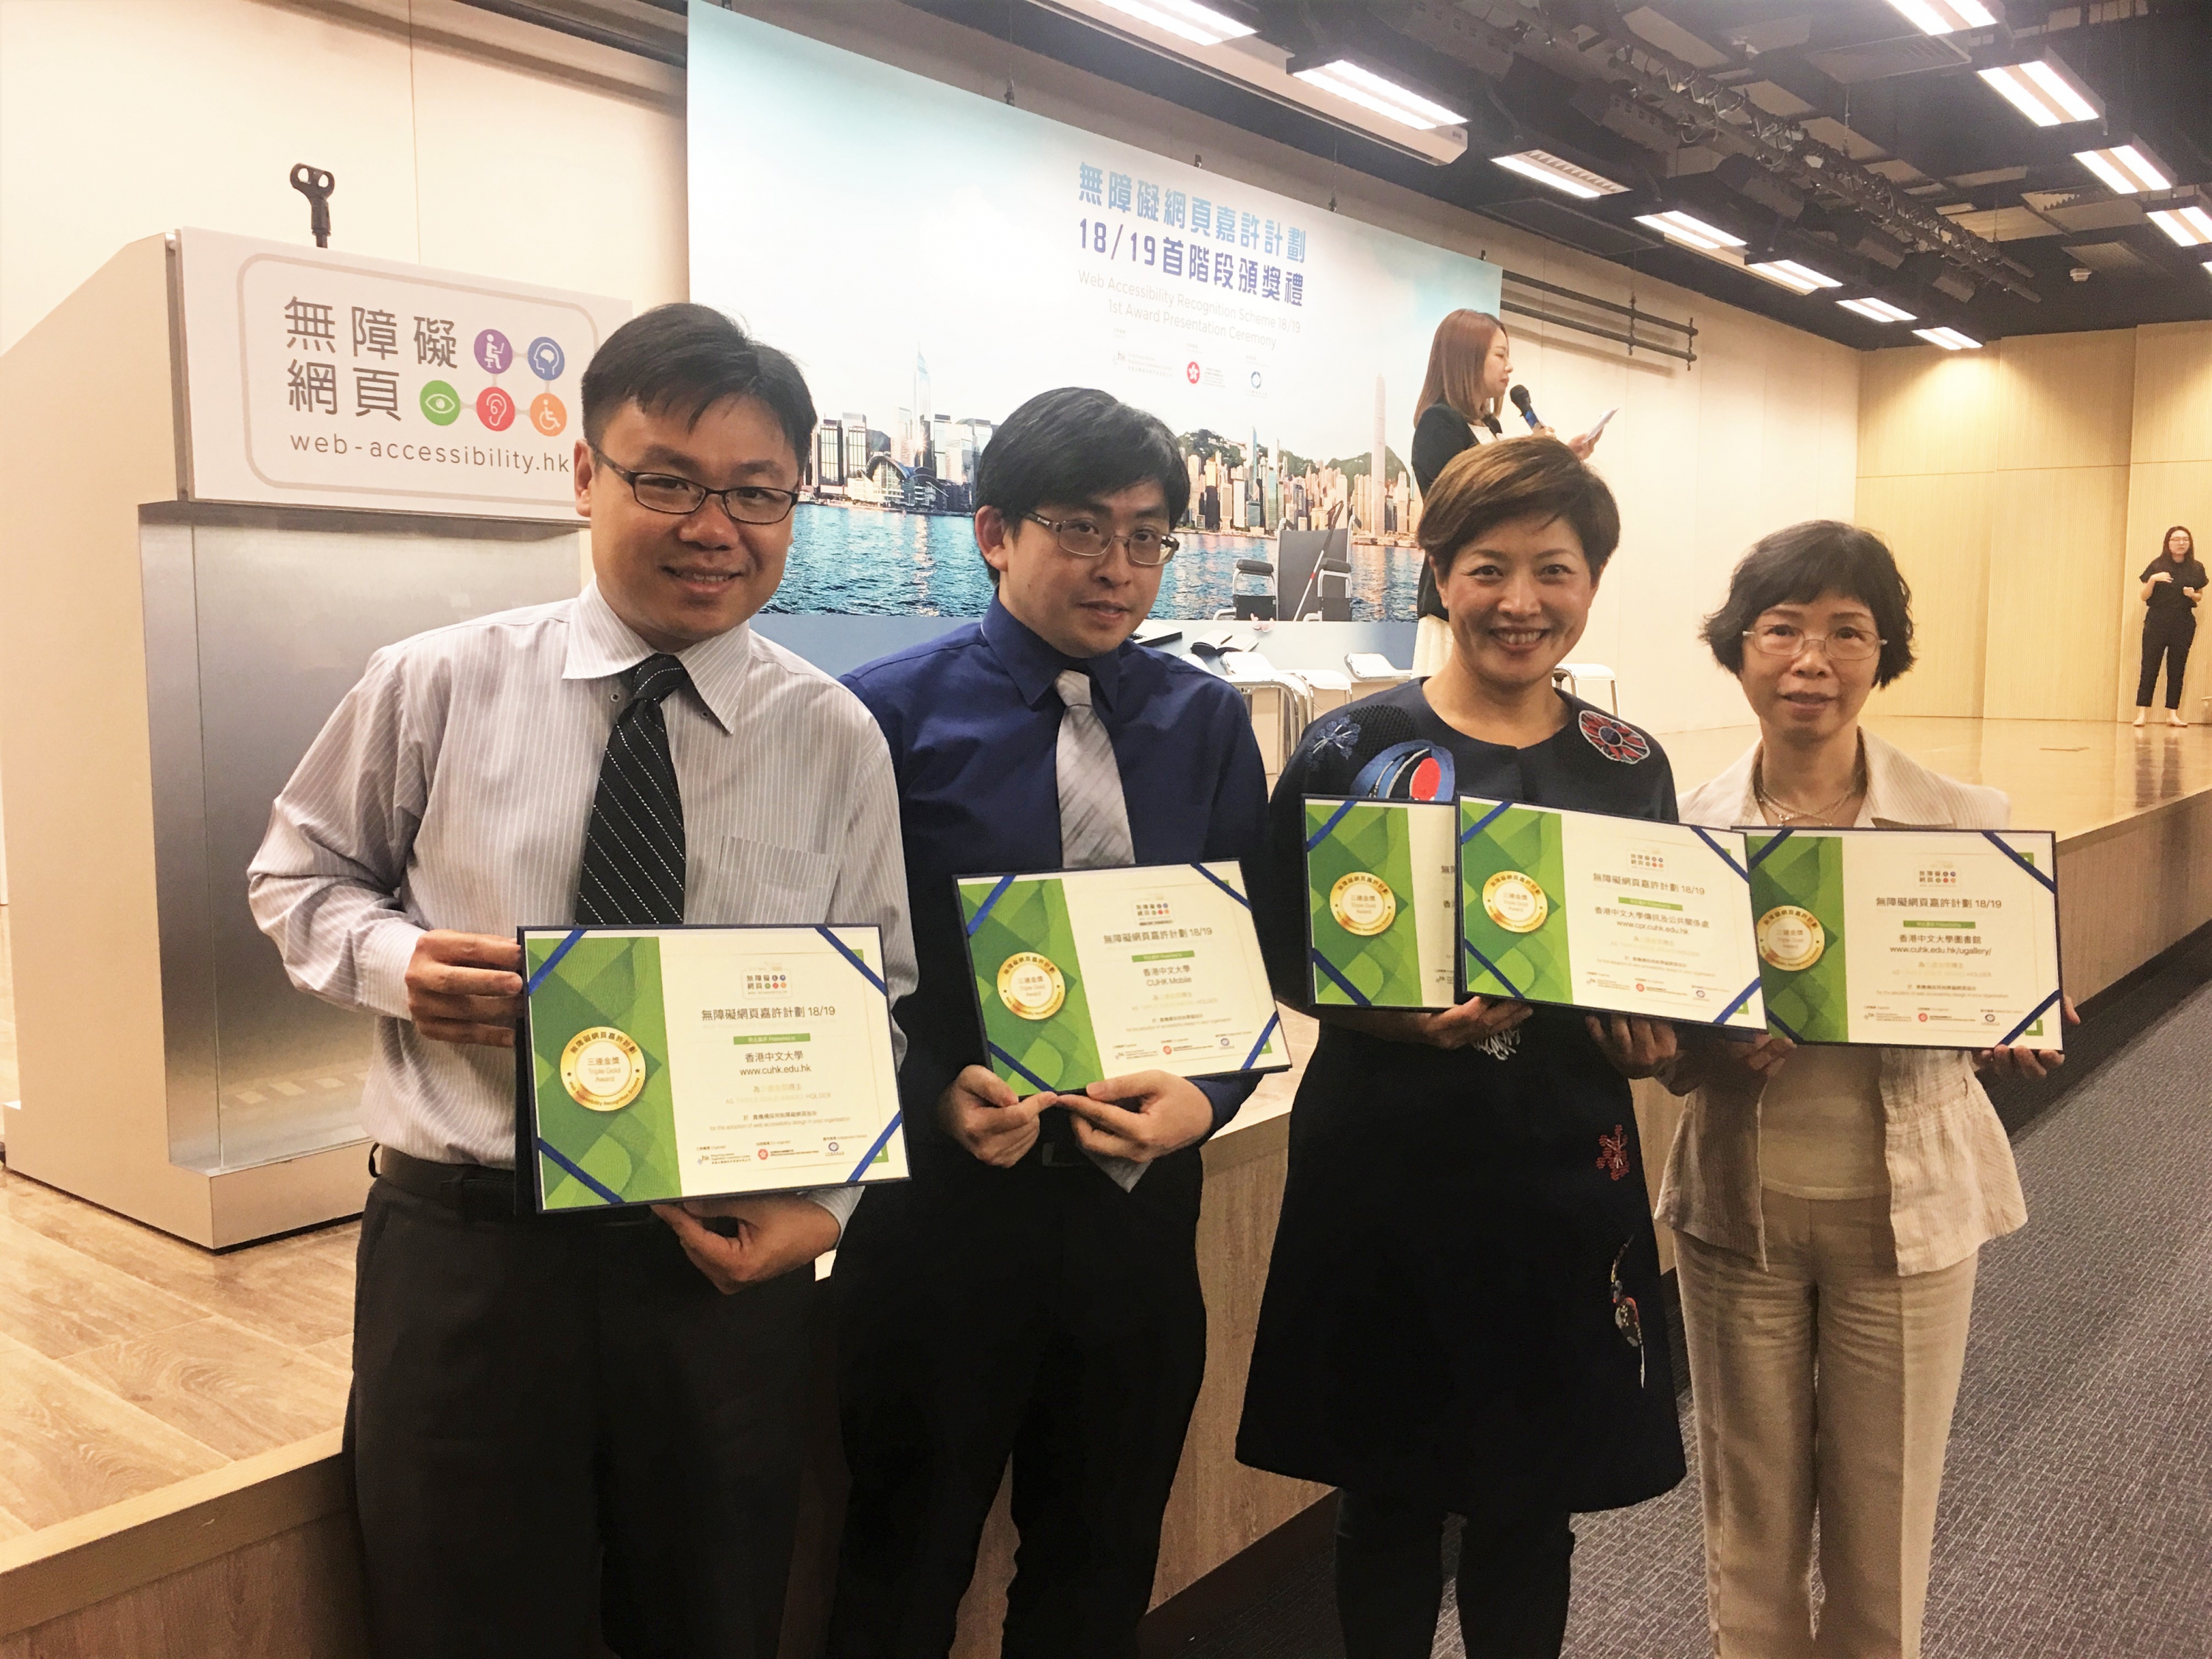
[1026,512,1179,567]
[592,451,801,526]
[1743,622,1885,664]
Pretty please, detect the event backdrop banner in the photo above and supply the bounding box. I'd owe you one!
[687,4,1503,619]
[176,229,630,520]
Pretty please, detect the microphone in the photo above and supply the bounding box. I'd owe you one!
[1509,384,1543,431]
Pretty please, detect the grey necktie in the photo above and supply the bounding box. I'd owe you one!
[1052,669,1144,1190]
[1054,669,1134,869]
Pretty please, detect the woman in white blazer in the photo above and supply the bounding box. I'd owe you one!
[1660,521,2074,1659]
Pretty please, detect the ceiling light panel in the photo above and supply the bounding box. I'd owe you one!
[1491,150,1627,199]
[1882,0,1997,32]
[2072,143,2172,194]
[1293,60,1464,131]
[1978,55,2101,128]
[1839,296,1918,323]
[2149,205,2212,247]
[1633,210,1747,252]
[1749,259,1843,293]
[1093,0,1253,45]
[1913,327,1984,349]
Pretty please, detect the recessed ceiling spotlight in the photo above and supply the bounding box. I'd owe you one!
[1881,0,1997,32]
[2073,144,2173,195]
[2149,204,2212,247]
[1748,260,1843,294]
[1913,326,1984,350]
[1978,53,2102,128]
[1293,60,1464,131]
[1839,296,1918,323]
[1491,150,1627,199]
[1093,0,1254,46]
[1633,210,1747,252]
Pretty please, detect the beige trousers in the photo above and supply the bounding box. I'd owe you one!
[1674,1192,1980,1659]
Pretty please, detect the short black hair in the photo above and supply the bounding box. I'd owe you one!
[1417,436,1621,580]
[580,303,815,475]
[975,387,1190,532]
[1701,520,1917,686]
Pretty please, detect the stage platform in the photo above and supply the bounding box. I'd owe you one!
[3,717,2210,1656]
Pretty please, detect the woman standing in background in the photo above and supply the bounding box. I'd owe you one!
[2134,524,2204,727]
[1408,310,1598,675]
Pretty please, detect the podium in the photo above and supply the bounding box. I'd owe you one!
[0,232,625,1244]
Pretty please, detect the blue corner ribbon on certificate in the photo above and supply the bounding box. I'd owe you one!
[844,1111,904,1183]
[1691,827,1750,881]
[1747,828,1794,868]
[1241,1012,1282,1070]
[1189,863,1250,906]
[1304,798,1360,852]
[1714,977,1763,1025]
[1459,935,1523,1000]
[535,1136,622,1206]
[525,926,587,994]
[814,926,888,994]
[1310,948,1371,1006]
[1997,988,2062,1048]
[1981,832,2058,894]
[1459,799,1511,844]
[965,874,1017,937]
[987,1041,1055,1094]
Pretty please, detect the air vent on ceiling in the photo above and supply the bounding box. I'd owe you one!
[1481,197,1662,259]
[2025,189,2148,233]
[2062,240,2168,277]
[1804,34,1970,83]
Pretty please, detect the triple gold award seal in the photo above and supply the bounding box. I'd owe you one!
[560,1026,646,1112]
[1756,905,1826,971]
[1481,870,1549,934]
[996,952,1068,1021]
[1329,872,1397,937]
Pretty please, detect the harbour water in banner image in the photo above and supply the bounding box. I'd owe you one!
[770,504,1424,620]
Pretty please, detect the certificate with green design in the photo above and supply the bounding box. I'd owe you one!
[1744,827,2062,1048]
[1303,798,1459,1009]
[1457,799,1766,1029]
[956,863,1287,1098]
[517,924,906,1212]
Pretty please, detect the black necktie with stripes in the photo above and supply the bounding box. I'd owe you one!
[576,654,689,926]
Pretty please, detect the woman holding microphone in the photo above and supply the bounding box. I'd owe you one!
[2133,524,2204,727]
[1408,310,1601,674]
[1239,438,1683,1659]
[1662,521,2074,1659]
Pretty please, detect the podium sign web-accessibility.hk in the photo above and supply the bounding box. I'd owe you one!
[175,229,630,521]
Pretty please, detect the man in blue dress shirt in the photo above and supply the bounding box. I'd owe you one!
[828,389,1270,1658]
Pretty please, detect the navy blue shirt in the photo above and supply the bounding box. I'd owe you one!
[842,599,1271,1150]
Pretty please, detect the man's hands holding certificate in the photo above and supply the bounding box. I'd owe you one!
[938,1064,1214,1167]
[653,1195,842,1294]
[406,931,524,1047]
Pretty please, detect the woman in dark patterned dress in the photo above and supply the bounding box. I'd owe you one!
[1237,438,1686,1659]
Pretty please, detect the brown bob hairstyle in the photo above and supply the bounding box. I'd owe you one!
[1416,436,1622,582]
[1700,520,1917,687]
[1415,308,1507,425]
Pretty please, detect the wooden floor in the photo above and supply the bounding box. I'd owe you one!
[0,901,356,1541]
[0,713,2205,1557]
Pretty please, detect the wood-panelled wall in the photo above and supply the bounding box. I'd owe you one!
[1859,324,2212,723]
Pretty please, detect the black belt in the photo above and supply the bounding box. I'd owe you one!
[370,1145,658,1225]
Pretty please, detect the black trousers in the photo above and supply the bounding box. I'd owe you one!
[349,1174,813,1659]
[2138,609,2196,709]
[827,1131,1208,1659]
[1334,1490,1576,1659]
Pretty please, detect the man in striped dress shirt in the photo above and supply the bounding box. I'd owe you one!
[248,305,914,1659]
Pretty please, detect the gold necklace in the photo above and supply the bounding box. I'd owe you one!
[1753,739,1867,826]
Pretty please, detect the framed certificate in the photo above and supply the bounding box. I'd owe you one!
[1303,797,1459,1010]
[1745,827,2062,1049]
[517,924,906,1213]
[956,862,1289,1097]
[1456,798,1766,1030]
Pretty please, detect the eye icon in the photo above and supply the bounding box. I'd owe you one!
[420,381,462,425]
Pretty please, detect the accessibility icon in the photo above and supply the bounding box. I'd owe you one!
[527,336,565,381]
[474,329,513,375]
